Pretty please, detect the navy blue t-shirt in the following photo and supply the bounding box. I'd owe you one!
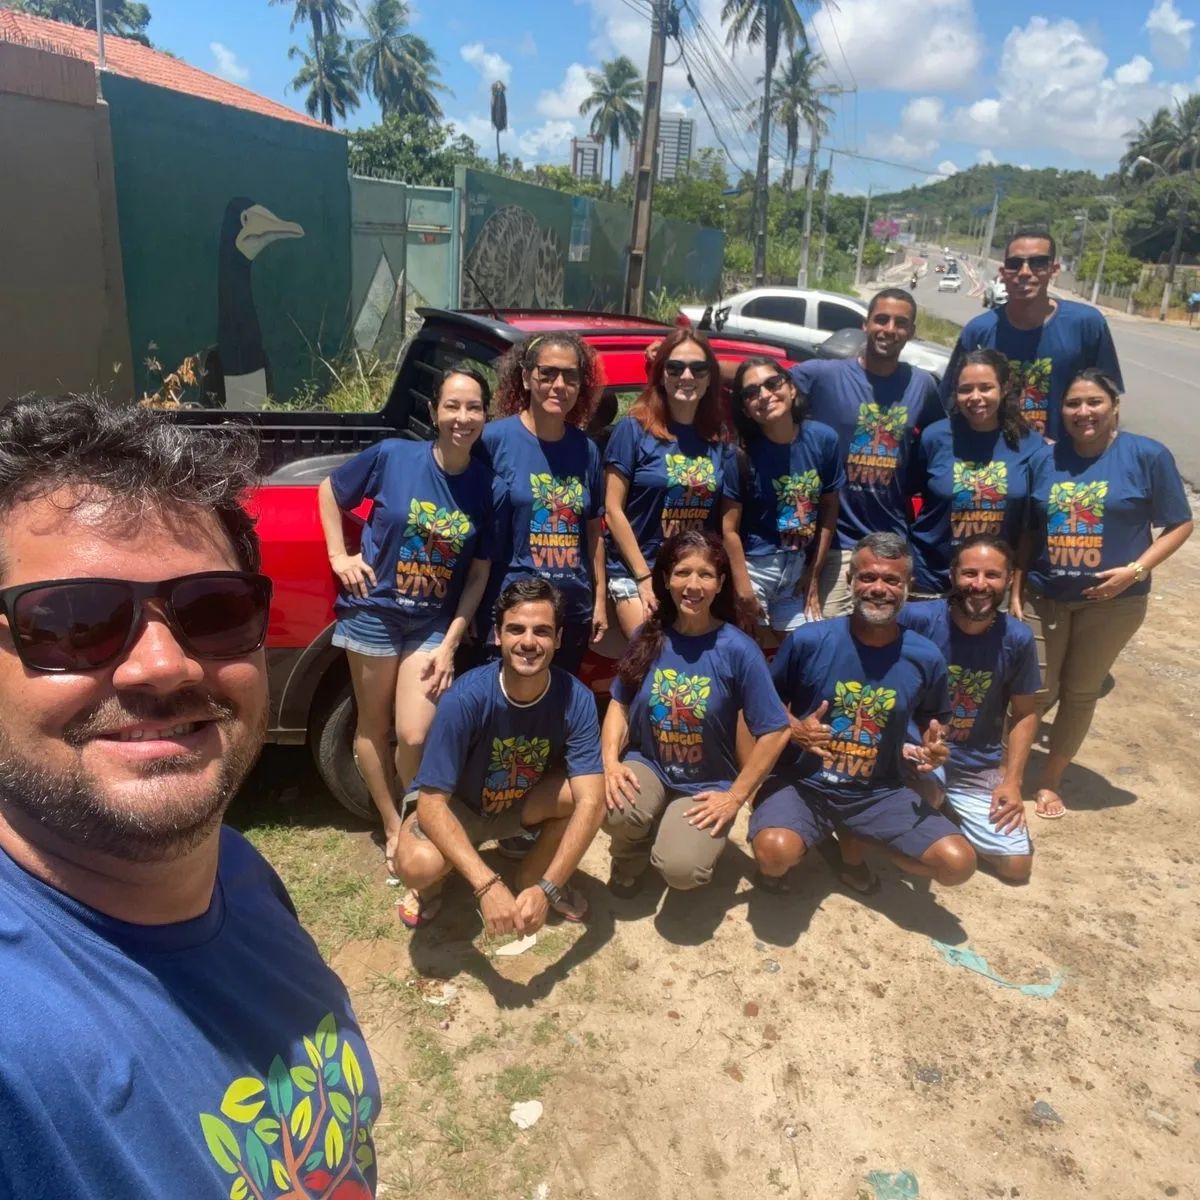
[330,439,495,623]
[0,828,380,1199]
[789,359,944,550]
[477,416,604,623]
[611,622,788,794]
[1027,432,1191,600]
[415,663,603,816]
[770,617,949,798]
[898,600,1041,775]
[940,299,1123,439]
[741,420,845,556]
[908,418,1047,593]
[603,416,740,576]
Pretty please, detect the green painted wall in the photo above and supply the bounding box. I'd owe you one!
[103,74,350,403]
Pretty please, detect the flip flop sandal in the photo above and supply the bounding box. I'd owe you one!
[754,870,791,895]
[1034,790,1067,820]
[548,884,589,923]
[397,888,443,929]
[838,861,882,896]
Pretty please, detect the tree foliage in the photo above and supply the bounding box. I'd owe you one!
[350,0,447,120]
[579,56,643,187]
[13,0,150,42]
[346,113,486,186]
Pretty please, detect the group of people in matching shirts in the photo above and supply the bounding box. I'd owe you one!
[319,226,1193,935]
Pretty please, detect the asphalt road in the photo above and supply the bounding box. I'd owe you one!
[905,253,1200,487]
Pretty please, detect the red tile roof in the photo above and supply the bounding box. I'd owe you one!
[0,7,333,132]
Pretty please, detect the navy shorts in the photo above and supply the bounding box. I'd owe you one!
[748,776,961,861]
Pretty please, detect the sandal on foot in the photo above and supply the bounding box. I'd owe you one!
[754,870,791,895]
[607,868,645,899]
[548,883,589,923]
[397,888,443,929]
[1034,789,1066,820]
[839,861,881,896]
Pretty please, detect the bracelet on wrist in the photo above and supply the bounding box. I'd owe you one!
[1127,560,1147,583]
[473,873,502,900]
[634,572,652,583]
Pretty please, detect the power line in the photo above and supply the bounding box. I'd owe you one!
[826,146,959,178]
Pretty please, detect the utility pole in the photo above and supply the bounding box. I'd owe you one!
[797,85,854,288]
[854,184,872,287]
[815,150,833,283]
[1090,206,1113,307]
[95,0,106,68]
[978,191,999,266]
[623,0,667,314]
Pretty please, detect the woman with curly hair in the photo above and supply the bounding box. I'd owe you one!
[908,348,1046,597]
[601,531,790,896]
[603,329,740,638]
[475,332,607,675]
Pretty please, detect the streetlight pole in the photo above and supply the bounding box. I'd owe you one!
[815,150,833,283]
[95,0,106,69]
[1091,206,1114,307]
[1134,155,1187,322]
[854,185,872,287]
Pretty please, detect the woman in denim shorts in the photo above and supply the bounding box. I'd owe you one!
[317,365,496,867]
[725,356,842,645]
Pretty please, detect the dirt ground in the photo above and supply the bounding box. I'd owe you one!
[235,521,1200,1200]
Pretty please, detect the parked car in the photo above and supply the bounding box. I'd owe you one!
[678,288,950,380]
[170,307,803,819]
[938,273,963,293]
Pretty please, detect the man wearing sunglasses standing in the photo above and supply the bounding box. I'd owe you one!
[0,396,380,1198]
[941,227,1123,440]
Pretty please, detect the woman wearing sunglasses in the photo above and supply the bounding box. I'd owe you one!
[604,330,739,638]
[474,333,606,675]
[602,531,790,896]
[908,349,1044,597]
[318,365,495,868]
[728,356,842,642]
[1015,369,1192,819]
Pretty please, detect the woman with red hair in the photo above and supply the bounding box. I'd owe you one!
[603,330,741,638]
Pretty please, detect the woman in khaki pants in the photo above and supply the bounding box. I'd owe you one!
[1014,369,1193,818]
[602,531,790,896]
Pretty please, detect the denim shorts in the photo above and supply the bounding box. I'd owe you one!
[332,607,446,656]
[744,550,811,632]
[944,768,1033,857]
[607,574,642,603]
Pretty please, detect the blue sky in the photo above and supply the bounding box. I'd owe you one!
[145,0,1198,194]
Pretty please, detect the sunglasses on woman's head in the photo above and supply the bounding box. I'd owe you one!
[0,572,273,673]
[663,359,711,378]
[1003,254,1053,272]
[740,373,788,401]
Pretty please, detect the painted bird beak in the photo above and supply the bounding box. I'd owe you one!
[236,204,305,260]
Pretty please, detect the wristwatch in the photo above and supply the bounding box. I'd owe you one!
[1127,561,1147,583]
[537,877,564,905]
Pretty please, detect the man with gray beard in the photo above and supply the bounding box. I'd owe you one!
[0,395,379,1198]
[747,533,976,894]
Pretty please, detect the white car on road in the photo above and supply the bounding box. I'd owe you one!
[678,286,950,378]
[937,273,963,293]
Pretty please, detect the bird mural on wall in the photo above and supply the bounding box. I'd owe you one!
[203,197,304,409]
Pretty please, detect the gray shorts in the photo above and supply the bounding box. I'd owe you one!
[607,574,641,603]
[405,790,531,844]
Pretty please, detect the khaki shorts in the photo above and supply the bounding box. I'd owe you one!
[405,790,531,845]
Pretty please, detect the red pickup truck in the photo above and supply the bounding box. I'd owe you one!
[173,308,804,820]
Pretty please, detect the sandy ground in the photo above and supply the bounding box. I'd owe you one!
[271,524,1200,1200]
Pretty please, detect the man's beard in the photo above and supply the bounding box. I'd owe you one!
[0,691,266,864]
[853,594,902,625]
[951,587,999,623]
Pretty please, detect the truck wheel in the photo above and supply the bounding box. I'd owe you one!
[309,681,376,823]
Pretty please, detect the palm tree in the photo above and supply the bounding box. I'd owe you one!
[769,46,829,197]
[491,81,508,169]
[289,31,360,125]
[350,0,447,119]
[273,0,352,124]
[1123,94,1200,314]
[722,0,814,282]
[578,56,643,188]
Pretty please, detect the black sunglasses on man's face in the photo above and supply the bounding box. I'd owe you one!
[1002,254,1054,273]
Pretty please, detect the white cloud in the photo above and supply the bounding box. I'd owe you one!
[937,159,960,176]
[976,148,997,165]
[460,42,512,86]
[950,17,1180,162]
[537,64,594,120]
[810,0,984,91]
[517,32,538,57]
[517,120,578,161]
[209,42,249,83]
[1145,0,1194,70]
[868,95,944,161]
[1115,55,1154,85]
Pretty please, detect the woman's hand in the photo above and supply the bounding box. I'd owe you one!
[419,642,457,700]
[637,576,659,618]
[591,600,609,644]
[683,790,743,837]
[734,588,763,635]
[329,552,376,599]
[797,567,823,622]
[604,762,642,813]
[1081,565,1138,602]
[1008,585,1025,623]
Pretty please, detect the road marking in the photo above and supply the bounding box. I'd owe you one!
[1121,357,1200,391]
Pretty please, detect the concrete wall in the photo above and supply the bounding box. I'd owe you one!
[102,73,351,405]
[0,41,132,404]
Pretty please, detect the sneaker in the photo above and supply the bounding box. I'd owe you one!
[496,829,540,859]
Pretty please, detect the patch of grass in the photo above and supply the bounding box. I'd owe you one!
[530,928,572,958]
[530,1014,558,1046]
[495,1064,554,1104]
[410,1027,459,1095]
[918,312,963,349]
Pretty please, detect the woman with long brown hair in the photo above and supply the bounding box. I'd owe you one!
[603,330,741,638]
[601,531,790,896]
[476,331,607,675]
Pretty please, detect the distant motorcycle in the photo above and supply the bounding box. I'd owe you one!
[910,273,919,290]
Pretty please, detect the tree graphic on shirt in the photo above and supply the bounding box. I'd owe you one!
[487,736,551,792]
[401,500,471,565]
[831,681,896,745]
[198,1013,375,1199]
[530,474,583,533]
[849,403,908,459]
[665,454,717,507]
[953,461,1007,510]
[649,669,711,731]
[772,470,821,532]
[1048,481,1107,536]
